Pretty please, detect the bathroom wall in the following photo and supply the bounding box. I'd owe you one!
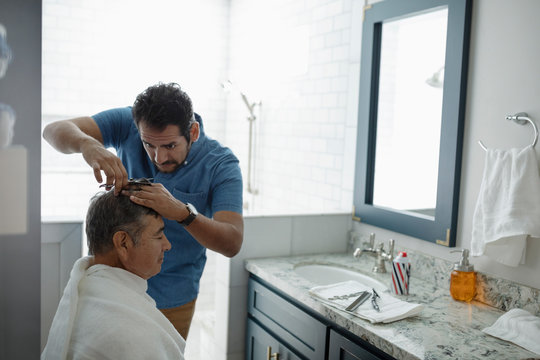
[0,0,42,358]
[225,0,361,215]
[41,0,231,220]
[353,0,540,290]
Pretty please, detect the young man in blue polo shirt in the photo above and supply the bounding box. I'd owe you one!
[43,82,244,339]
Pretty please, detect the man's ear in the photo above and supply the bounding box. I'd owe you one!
[190,121,200,143]
[112,231,133,261]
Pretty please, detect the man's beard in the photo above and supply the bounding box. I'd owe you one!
[153,142,191,173]
[154,160,181,173]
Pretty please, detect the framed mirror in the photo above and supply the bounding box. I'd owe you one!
[353,0,472,247]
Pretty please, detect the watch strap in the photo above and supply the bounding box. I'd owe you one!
[177,203,197,226]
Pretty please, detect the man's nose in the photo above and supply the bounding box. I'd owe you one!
[154,148,167,164]
[163,235,171,251]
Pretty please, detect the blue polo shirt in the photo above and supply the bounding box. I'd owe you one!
[93,107,243,308]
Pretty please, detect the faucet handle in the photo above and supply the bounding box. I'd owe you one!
[387,238,395,259]
[368,233,375,248]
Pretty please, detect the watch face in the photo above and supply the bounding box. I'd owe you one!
[179,203,197,226]
[186,203,198,216]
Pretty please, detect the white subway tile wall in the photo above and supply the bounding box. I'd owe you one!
[42,0,362,218]
[226,0,361,216]
[41,0,230,219]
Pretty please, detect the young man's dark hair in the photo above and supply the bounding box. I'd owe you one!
[132,82,195,141]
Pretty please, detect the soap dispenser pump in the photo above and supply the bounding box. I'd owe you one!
[450,249,476,302]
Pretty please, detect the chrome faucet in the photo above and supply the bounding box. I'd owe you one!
[353,233,395,273]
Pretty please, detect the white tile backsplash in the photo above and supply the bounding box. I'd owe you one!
[290,214,350,255]
[242,216,294,257]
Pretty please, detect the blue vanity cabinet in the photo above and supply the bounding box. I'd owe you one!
[246,317,302,360]
[247,276,327,360]
[247,276,395,360]
[328,329,382,360]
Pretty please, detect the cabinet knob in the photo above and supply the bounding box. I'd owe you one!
[267,346,280,360]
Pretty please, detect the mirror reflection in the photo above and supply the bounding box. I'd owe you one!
[354,0,471,246]
[373,7,448,218]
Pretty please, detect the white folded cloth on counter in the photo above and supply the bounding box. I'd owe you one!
[483,308,540,355]
[309,280,423,324]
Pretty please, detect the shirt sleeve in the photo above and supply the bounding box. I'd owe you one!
[211,154,244,215]
[92,107,133,149]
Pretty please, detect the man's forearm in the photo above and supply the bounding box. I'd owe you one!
[123,183,244,257]
[184,213,243,258]
[43,118,101,154]
[44,117,129,190]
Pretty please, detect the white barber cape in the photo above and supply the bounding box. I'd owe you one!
[41,256,185,360]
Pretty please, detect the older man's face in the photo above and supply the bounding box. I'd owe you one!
[122,214,170,279]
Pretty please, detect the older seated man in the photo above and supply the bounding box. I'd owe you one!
[41,190,185,360]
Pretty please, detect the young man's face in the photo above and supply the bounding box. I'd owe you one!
[138,122,199,173]
[122,214,170,280]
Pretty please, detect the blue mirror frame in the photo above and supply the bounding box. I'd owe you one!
[353,0,472,247]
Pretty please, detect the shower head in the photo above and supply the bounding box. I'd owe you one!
[221,80,261,117]
[220,80,233,93]
[426,67,444,88]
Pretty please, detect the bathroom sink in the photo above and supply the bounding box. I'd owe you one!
[294,264,387,291]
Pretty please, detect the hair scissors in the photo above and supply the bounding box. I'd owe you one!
[126,177,154,186]
[99,177,154,190]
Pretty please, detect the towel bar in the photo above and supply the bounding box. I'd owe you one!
[478,112,538,151]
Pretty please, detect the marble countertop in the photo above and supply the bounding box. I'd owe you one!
[245,253,539,360]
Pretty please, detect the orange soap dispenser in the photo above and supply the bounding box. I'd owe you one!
[450,249,476,302]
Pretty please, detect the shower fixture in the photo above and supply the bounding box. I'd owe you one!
[221,80,261,195]
[426,66,444,88]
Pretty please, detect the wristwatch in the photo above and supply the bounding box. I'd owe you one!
[178,203,198,226]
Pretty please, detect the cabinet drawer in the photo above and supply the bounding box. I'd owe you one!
[248,277,326,360]
[328,329,383,360]
[246,317,302,360]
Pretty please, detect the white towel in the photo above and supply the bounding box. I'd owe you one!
[309,280,423,324]
[471,146,540,266]
[483,308,540,355]
[41,256,185,360]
